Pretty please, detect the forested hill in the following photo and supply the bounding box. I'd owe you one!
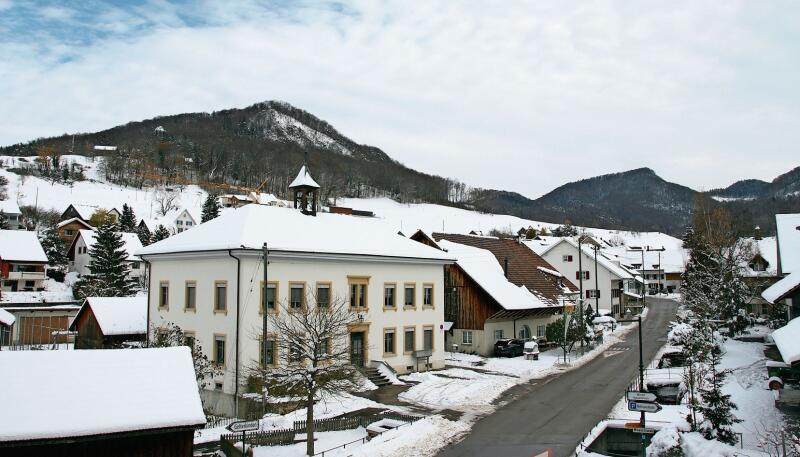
[1,100,798,236]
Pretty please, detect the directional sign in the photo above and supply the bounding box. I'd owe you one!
[226,420,260,433]
[628,401,662,413]
[627,391,657,402]
[633,427,657,434]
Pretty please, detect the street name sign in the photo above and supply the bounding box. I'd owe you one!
[627,401,662,413]
[227,420,260,433]
[626,391,657,402]
[633,427,657,434]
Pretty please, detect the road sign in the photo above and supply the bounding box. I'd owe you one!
[627,391,657,402]
[226,420,260,433]
[633,427,657,434]
[628,401,662,413]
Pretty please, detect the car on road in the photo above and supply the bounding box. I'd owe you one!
[494,338,525,357]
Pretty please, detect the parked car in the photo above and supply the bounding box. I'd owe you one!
[494,338,525,357]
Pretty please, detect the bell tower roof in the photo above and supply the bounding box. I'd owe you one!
[289,165,320,189]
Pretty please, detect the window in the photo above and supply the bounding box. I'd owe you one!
[184,332,196,353]
[612,289,621,298]
[384,328,396,355]
[215,382,223,390]
[562,254,573,262]
[186,221,193,227]
[494,329,504,341]
[536,325,546,338]
[260,338,276,366]
[214,335,226,366]
[423,327,433,351]
[316,337,331,359]
[586,289,600,299]
[290,283,305,309]
[289,340,302,363]
[185,281,196,310]
[159,281,169,308]
[316,283,330,308]
[518,325,531,340]
[348,277,369,309]
[404,284,416,308]
[404,327,416,353]
[261,282,278,313]
[176,220,183,226]
[423,284,434,307]
[384,284,396,308]
[131,261,140,269]
[64,229,74,236]
[462,330,473,345]
[575,271,590,280]
[214,281,227,312]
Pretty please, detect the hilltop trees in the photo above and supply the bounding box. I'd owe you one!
[73,222,138,299]
[201,194,220,222]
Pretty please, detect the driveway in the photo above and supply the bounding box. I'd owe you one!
[437,297,680,457]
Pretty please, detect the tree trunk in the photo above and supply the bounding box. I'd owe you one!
[306,391,315,456]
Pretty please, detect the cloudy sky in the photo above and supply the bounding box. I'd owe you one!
[1,1,798,198]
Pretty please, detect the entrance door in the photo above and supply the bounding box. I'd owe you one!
[350,332,365,367]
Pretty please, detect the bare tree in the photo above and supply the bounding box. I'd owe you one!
[249,293,359,456]
[147,322,221,391]
[153,187,180,216]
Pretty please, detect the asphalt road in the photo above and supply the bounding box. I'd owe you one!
[437,297,680,457]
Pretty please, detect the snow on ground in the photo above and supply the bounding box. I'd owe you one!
[250,428,367,457]
[0,278,75,303]
[399,368,518,410]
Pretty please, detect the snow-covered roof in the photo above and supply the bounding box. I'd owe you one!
[540,238,634,279]
[289,165,320,188]
[740,236,778,277]
[57,217,93,230]
[772,317,800,365]
[0,230,48,262]
[0,199,21,214]
[68,204,101,220]
[762,270,800,304]
[0,347,205,442]
[776,213,800,274]
[0,308,15,326]
[77,229,144,261]
[139,217,176,234]
[93,145,117,151]
[438,240,554,310]
[70,296,147,336]
[138,204,454,262]
[602,244,687,275]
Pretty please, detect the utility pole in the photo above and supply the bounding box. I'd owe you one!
[593,245,599,318]
[577,236,584,348]
[261,243,269,416]
[638,314,646,457]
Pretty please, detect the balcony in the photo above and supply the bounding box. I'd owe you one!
[6,271,47,280]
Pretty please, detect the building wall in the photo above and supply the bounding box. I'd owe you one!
[542,243,621,312]
[7,309,77,345]
[0,261,46,292]
[1,429,196,457]
[57,221,88,244]
[148,253,446,397]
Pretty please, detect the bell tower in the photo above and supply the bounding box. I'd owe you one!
[288,155,320,216]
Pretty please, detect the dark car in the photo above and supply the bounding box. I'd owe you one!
[494,338,525,357]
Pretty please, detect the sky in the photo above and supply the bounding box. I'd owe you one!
[1,1,799,198]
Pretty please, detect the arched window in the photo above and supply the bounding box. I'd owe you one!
[518,324,531,340]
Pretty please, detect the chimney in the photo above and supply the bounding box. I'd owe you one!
[754,225,762,241]
[503,257,509,278]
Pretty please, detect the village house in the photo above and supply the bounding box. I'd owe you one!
[0,200,24,230]
[0,347,205,457]
[535,237,636,317]
[172,208,198,233]
[0,230,48,293]
[60,203,120,224]
[763,213,800,320]
[69,296,147,349]
[67,229,146,285]
[56,217,93,244]
[738,231,780,316]
[138,166,453,416]
[411,231,577,355]
[138,216,177,238]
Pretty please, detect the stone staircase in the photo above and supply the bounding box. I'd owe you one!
[364,366,391,387]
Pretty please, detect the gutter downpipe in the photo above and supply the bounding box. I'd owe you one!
[228,249,242,418]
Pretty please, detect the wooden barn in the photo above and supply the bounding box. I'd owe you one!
[69,296,147,349]
[0,347,205,457]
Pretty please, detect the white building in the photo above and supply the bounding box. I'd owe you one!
[0,200,24,230]
[68,230,146,284]
[138,185,453,415]
[537,237,635,316]
[171,208,198,233]
[763,214,800,320]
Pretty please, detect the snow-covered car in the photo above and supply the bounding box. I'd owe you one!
[494,339,524,357]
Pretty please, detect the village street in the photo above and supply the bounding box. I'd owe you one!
[437,297,681,457]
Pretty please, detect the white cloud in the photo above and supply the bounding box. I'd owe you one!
[1,0,798,197]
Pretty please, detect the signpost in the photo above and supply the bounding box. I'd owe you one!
[627,401,662,413]
[626,391,657,402]
[227,420,260,454]
[633,427,657,435]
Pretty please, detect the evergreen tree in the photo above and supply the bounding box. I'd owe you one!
[119,204,137,233]
[151,225,171,243]
[696,344,741,444]
[201,194,220,222]
[0,210,9,230]
[39,227,67,270]
[136,224,151,246]
[73,222,137,299]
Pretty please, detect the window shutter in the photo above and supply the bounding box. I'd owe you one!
[575,271,580,280]
[586,271,590,280]
[597,290,601,299]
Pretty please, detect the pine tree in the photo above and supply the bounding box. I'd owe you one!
[136,224,151,246]
[151,225,171,243]
[696,344,742,444]
[73,222,137,299]
[0,210,9,230]
[201,194,220,222]
[119,204,137,233]
[39,227,68,270]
